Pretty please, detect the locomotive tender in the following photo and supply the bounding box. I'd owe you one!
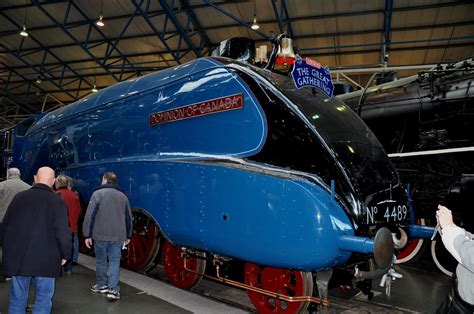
[3,55,431,312]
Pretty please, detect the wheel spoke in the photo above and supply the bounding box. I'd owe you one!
[162,240,206,289]
[121,209,160,271]
[245,263,313,314]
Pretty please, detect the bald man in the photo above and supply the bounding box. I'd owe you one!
[0,166,71,313]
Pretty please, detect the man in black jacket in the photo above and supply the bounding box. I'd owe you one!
[0,166,71,313]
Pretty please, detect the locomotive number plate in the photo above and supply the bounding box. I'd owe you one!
[366,203,408,224]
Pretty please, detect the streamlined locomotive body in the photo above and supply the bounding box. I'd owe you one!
[3,56,430,312]
[339,59,474,274]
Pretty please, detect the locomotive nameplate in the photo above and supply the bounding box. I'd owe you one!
[366,201,408,224]
[149,93,243,126]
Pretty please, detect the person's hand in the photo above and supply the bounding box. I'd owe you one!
[124,239,130,246]
[436,205,454,228]
[61,259,67,266]
[85,238,93,249]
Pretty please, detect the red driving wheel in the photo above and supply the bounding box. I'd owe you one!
[121,209,161,272]
[162,240,206,289]
[244,262,313,313]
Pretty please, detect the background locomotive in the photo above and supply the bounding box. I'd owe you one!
[339,59,474,275]
[1,36,433,313]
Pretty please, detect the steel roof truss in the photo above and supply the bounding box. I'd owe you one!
[160,0,201,58]
[104,5,143,65]
[131,0,183,63]
[180,0,212,53]
[31,1,122,82]
[281,0,294,38]
[201,0,270,40]
[382,0,393,64]
[68,1,141,76]
[0,9,91,101]
[271,0,284,34]
[0,40,77,101]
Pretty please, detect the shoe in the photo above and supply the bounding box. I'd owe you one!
[90,284,109,293]
[64,271,72,276]
[26,304,33,312]
[106,290,120,300]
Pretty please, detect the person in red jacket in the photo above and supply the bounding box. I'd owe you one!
[55,174,81,275]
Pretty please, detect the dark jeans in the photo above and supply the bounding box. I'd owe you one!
[94,240,122,292]
[64,233,79,272]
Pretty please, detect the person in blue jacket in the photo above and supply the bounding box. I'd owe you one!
[83,171,132,301]
[436,205,474,313]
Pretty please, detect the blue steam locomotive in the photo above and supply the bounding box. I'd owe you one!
[2,52,431,312]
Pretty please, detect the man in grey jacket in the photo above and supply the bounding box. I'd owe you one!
[436,205,474,313]
[0,168,31,222]
[0,167,30,282]
[83,172,132,300]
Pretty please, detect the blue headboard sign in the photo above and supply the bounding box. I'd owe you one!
[291,57,334,98]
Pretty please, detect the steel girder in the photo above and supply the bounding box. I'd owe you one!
[31,0,141,83]
[7,37,474,99]
[270,0,294,38]
[201,0,270,41]
[382,0,394,64]
[181,0,213,53]
[0,11,94,102]
[6,30,471,76]
[2,1,471,39]
[159,0,202,58]
[3,17,472,64]
[131,0,193,64]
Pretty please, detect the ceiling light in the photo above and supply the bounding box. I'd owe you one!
[19,25,29,37]
[36,77,42,84]
[91,85,98,93]
[96,15,105,27]
[251,15,259,30]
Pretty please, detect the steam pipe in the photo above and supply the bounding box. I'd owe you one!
[183,257,329,306]
[338,235,374,253]
[408,224,436,239]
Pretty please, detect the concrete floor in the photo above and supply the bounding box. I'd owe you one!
[0,265,189,314]
[368,265,452,313]
[0,254,247,314]
[0,255,454,313]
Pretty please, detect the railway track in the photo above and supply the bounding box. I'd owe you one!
[145,264,414,313]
